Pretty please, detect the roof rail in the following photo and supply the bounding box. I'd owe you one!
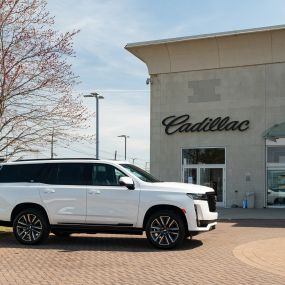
[12,158,100,162]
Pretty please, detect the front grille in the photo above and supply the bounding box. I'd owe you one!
[206,192,216,212]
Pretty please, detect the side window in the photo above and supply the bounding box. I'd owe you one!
[43,163,88,185]
[42,164,58,184]
[92,164,126,186]
[0,164,45,183]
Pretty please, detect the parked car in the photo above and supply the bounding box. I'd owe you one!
[0,159,217,249]
[267,188,285,205]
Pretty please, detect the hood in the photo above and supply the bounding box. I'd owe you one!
[147,182,214,194]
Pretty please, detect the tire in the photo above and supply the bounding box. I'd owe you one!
[13,208,50,245]
[52,230,71,237]
[145,210,186,249]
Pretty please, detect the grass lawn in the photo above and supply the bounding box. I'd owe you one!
[0,226,12,232]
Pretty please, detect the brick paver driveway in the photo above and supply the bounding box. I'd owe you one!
[0,220,284,285]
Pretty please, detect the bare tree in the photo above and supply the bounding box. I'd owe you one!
[0,0,93,160]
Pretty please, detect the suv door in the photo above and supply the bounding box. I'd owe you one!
[86,163,140,226]
[38,163,88,224]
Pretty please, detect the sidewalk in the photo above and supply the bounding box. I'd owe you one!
[218,207,285,220]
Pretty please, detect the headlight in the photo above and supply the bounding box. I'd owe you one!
[187,193,208,200]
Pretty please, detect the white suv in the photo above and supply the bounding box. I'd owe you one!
[0,159,217,249]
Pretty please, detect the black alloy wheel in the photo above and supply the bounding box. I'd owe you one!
[146,210,186,249]
[13,208,50,245]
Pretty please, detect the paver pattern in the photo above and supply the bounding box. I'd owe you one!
[233,237,285,277]
[0,220,284,285]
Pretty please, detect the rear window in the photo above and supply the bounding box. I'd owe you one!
[0,164,46,183]
[43,163,89,185]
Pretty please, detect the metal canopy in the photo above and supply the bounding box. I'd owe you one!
[263,122,285,141]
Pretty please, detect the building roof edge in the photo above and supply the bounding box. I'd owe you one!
[125,24,285,49]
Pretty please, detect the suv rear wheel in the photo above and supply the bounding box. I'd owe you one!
[145,210,186,249]
[13,208,50,245]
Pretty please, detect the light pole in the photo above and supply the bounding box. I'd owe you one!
[47,128,56,159]
[84,92,104,159]
[118,135,129,160]
[51,128,54,159]
[145,162,149,171]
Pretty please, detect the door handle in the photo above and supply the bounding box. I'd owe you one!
[88,190,101,195]
[44,189,55,194]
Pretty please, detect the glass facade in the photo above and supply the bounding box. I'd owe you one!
[267,169,285,206]
[267,146,285,206]
[267,146,285,163]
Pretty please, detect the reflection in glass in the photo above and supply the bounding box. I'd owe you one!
[183,148,225,165]
[184,168,197,184]
[120,164,160,183]
[200,168,223,202]
[267,147,285,163]
[267,170,285,206]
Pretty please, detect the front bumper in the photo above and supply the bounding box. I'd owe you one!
[195,200,218,221]
[186,199,218,232]
[194,220,217,232]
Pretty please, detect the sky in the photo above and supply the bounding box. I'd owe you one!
[42,0,285,169]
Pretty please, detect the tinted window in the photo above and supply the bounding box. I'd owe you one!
[44,163,88,185]
[91,164,126,186]
[120,164,160,183]
[0,164,46,183]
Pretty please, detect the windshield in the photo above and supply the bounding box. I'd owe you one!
[120,164,160,183]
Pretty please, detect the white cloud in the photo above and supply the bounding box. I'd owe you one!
[47,0,151,83]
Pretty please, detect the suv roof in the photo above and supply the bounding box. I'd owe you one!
[12,158,100,162]
[2,158,129,165]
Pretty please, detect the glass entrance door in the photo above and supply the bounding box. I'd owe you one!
[200,168,224,203]
[183,168,197,184]
[183,166,225,204]
[182,148,226,206]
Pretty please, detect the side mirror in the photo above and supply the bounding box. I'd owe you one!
[119,177,135,190]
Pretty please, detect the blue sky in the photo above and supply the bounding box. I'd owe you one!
[45,0,285,168]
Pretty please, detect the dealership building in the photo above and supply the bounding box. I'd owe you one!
[126,25,285,208]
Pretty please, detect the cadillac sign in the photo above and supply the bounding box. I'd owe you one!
[162,114,250,135]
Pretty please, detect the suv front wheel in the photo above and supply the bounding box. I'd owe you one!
[145,210,186,249]
[13,208,50,245]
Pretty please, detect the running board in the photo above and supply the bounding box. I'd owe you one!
[50,224,143,235]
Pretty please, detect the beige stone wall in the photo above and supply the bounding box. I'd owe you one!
[150,62,285,208]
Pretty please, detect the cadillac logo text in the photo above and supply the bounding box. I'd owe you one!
[162,114,250,135]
